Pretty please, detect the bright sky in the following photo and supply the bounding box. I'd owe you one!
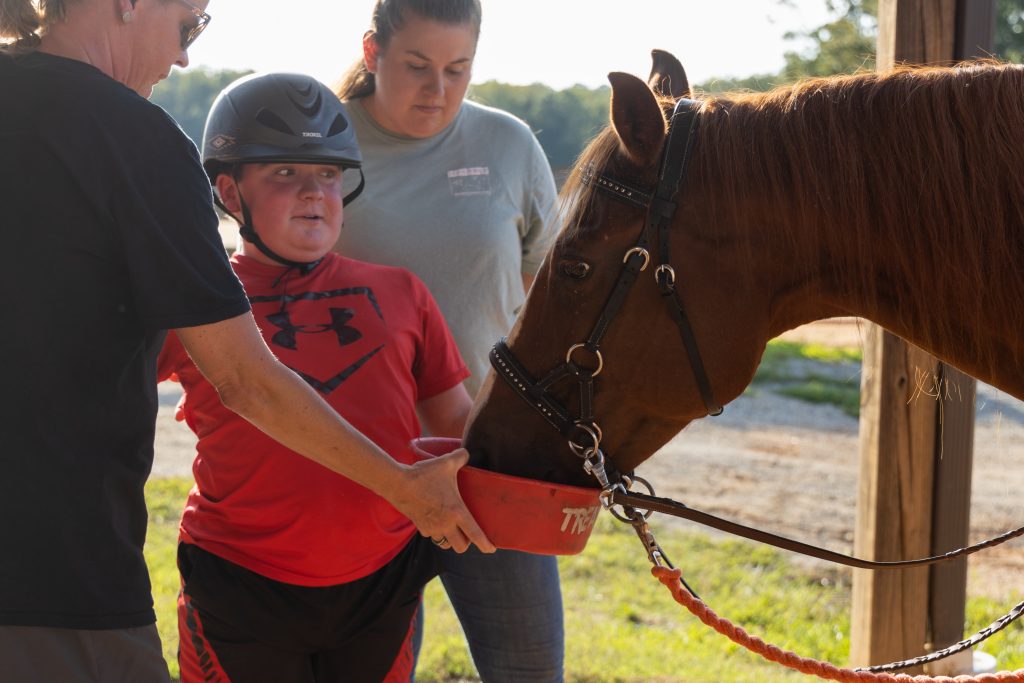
[187,1,835,90]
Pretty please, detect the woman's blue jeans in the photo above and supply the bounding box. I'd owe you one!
[413,547,564,682]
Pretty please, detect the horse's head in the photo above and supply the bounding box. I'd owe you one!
[465,51,778,487]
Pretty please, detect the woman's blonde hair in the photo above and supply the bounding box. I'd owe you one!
[0,0,68,50]
[335,0,481,101]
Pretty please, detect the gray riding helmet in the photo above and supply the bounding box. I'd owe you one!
[202,72,363,196]
[201,72,364,271]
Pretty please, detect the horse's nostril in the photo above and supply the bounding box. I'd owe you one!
[560,261,591,280]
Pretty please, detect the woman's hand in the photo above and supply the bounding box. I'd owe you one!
[389,448,495,554]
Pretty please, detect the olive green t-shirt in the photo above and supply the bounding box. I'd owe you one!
[337,99,559,396]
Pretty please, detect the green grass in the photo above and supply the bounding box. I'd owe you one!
[777,379,861,418]
[145,476,1024,682]
[143,337,1022,680]
[143,478,192,682]
[751,340,863,417]
[415,518,852,682]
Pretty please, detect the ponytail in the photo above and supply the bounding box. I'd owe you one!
[336,58,375,101]
[334,0,481,102]
[1,0,68,50]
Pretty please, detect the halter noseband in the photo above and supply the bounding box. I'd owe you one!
[491,97,721,490]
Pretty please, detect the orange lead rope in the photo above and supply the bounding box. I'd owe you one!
[651,565,1024,682]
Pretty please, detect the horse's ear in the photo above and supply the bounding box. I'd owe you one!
[648,49,690,99]
[608,72,666,167]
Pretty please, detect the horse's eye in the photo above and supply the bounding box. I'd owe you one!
[559,260,591,280]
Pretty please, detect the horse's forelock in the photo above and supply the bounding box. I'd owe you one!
[557,93,678,246]
[556,128,618,244]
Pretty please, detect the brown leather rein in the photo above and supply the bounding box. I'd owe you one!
[489,97,1024,572]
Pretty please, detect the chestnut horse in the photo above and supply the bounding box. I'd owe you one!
[464,51,1024,488]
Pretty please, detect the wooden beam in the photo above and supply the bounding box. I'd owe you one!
[924,7,990,674]
[851,0,989,673]
[876,0,956,70]
[926,365,976,675]
[851,329,940,671]
[955,0,996,59]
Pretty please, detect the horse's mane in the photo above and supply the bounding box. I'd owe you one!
[562,61,1024,377]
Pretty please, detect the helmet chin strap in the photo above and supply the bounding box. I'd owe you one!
[214,179,323,276]
[237,199,323,275]
[213,166,363,276]
[343,168,365,206]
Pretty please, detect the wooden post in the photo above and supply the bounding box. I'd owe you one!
[875,0,956,69]
[924,3,989,673]
[850,0,990,672]
[927,365,976,675]
[851,330,941,671]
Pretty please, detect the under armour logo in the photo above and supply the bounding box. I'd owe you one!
[248,285,384,395]
[267,307,362,351]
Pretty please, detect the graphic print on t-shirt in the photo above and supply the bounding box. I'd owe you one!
[447,166,491,196]
[266,307,363,350]
[249,286,385,394]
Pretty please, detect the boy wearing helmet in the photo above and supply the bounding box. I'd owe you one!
[159,72,474,683]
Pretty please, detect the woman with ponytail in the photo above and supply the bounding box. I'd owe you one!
[334,2,565,681]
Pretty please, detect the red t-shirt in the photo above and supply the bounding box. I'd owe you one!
[158,253,469,586]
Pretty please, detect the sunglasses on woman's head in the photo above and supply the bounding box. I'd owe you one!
[176,0,211,50]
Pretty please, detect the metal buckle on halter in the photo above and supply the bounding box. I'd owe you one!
[654,264,676,287]
[606,475,656,522]
[598,483,626,509]
[604,476,669,568]
[565,343,603,377]
[623,247,651,271]
[579,163,598,186]
[567,422,602,458]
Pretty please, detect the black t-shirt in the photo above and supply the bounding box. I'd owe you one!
[0,51,250,629]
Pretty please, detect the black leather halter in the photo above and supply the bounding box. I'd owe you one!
[490,98,720,487]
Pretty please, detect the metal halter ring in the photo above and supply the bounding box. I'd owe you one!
[623,247,650,271]
[608,474,656,522]
[567,422,602,458]
[565,343,604,376]
[625,474,657,502]
[599,483,625,509]
[654,264,676,287]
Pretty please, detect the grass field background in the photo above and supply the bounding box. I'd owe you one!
[144,339,1024,680]
[144,477,1024,682]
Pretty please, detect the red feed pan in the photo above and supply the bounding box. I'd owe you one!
[409,437,601,555]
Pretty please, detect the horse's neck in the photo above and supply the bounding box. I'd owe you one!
[696,68,1024,401]
[755,196,1024,400]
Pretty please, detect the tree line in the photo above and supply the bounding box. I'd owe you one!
[152,0,1023,173]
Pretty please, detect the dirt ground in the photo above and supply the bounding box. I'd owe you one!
[636,318,1024,600]
[153,317,1024,598]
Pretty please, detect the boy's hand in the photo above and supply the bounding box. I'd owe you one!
[389,448,496,554]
